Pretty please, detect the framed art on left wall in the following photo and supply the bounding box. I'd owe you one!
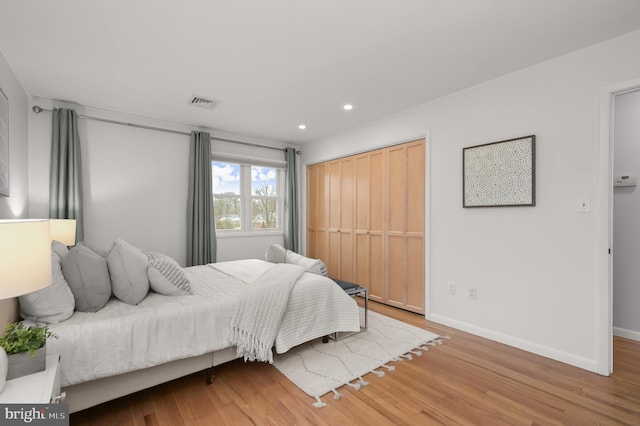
[0,87,8,197]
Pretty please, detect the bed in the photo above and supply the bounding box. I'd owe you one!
[44,259,360,412]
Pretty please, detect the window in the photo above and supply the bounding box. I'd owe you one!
[212,161,283,233]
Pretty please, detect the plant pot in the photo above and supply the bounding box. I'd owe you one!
[6,346,46,380]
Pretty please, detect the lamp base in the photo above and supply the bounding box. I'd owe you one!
[0,346,7,392]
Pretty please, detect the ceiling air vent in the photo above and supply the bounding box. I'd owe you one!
[188,95,219,109]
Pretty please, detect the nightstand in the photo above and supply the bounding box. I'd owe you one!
[0,354,64,404]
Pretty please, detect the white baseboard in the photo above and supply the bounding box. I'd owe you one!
[613,327,640,342]
[429,314,599,373]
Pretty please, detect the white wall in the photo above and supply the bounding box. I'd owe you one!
[613,89,640,341]
[302,30,640,373]
[28,99,292,265]
[0,49,29,219]
[0,48,29,325]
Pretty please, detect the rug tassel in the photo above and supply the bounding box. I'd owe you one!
[392,356,404,362]
[418,345,430,351]
[381,364,396,372]
[332,389,343,400]
[370,369,385,377]
[347,380,362,390]
[312,397,327,408]
[400,353,413,360]
[442,335,452,340]
[358,376,369,386]
[408,350,422,356]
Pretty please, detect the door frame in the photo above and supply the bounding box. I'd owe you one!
[596,78,640,375]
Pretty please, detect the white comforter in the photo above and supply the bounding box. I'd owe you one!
[46,259,360,387]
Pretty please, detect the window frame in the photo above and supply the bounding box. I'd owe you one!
[212,160,285,237]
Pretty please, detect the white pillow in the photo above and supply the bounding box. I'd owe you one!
[285,250,328,276]
[19,250,75,323]
[107,237,149,305]
[265,243,287,263]
[146,251,192,296]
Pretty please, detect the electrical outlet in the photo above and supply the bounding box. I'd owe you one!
[448,282,456,295]
[468,287,477,300]
[577,197,591,213]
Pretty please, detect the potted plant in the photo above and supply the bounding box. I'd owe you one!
[0,322,57,380]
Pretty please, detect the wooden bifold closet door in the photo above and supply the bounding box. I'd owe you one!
[306,139,425,314]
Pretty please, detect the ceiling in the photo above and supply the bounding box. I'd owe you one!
[1,1,640,145]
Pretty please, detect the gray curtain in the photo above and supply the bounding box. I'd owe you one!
[187,131,216,266]
[283,147,299,252]
[49,108,84,242]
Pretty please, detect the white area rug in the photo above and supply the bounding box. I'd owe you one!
[273,309,443,407]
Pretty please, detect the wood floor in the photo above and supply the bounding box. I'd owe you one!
[71,301,640,425]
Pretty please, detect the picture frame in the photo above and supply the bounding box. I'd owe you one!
[0,87,8,197]
[463,135,535,208]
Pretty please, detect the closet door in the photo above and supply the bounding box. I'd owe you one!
[306,163,327,261]
[354,149,385,301]
[405,141,425,313]
[326,157,354,280]
[339,158,354,281]
[386,144,407,309]
[385,140,425,314]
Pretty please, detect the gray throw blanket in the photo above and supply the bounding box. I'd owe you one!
[228,263,305,363]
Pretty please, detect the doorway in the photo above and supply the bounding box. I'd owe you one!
[598,81,640,375]
[612,90,640,343]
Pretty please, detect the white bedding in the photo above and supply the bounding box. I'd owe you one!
[46,259,360,387]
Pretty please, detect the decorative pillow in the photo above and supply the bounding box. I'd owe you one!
[106,237,149,305]
[80,241,108,257]
[62,243,112,312]
[51,240,70,259]
[285,250,328,276]
[145,251,192,296]
[265,243,287,263]
[19,250,75,323]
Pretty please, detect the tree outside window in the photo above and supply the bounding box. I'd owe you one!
[251,166,278,229]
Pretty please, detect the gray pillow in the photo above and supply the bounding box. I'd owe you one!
[51,240,70,259]
[19,250,75,323]
[62,243,112,312]
[146,251,192,296]
[107,237,149,305]
[265,243,287,263]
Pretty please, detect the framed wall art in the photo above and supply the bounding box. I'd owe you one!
[0,87,8,197]
[463,135,535,208]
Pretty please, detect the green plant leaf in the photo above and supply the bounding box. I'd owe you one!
[0,322,58,356]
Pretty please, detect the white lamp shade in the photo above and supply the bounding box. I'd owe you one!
[50,219,77,246]
[0,219,52,299]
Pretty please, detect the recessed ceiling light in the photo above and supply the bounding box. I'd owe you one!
[298,124,307,130]
[343,104,353,111]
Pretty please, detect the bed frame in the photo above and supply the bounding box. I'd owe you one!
[63,346,238,413]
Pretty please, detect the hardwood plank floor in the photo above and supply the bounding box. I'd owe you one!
[71,301,640,425]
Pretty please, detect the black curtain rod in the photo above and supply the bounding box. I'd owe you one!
[32,105,301,154]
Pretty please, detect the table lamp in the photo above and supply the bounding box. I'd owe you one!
[0,219,52,392]
[50,218,77,246]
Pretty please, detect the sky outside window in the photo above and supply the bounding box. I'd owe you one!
[212,163,278,195]
[212,162,240,194]
[251,166,277,195]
